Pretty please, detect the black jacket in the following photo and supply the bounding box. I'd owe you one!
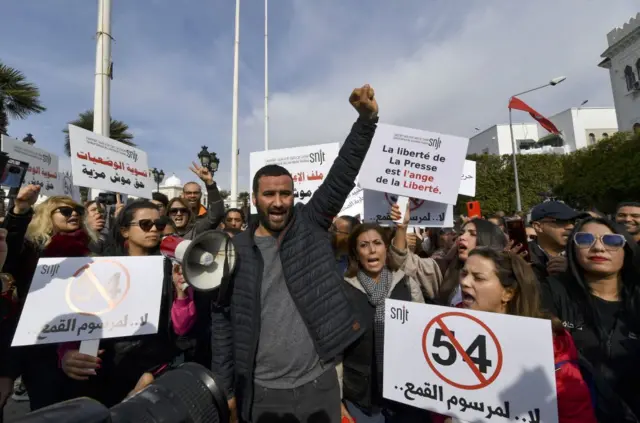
[541,276,640,419]
[210,116,377,421]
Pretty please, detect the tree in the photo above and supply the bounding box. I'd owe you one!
[63,110,134,156]
[0,61,46,135]
[219,190,230,200]
[237,191,250,208]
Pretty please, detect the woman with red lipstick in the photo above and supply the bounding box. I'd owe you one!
[432,248,596,423]
[542,217,640,421]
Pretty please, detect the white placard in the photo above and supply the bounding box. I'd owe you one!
[384,300,558,423]
[459,160,476,197]
[363,190,453,227]
[1,135,62,195]
[12,256,165,346]
[68,125,152,198]
[249,143,340,213]
[359,124,469,205]
[338,182,364,218]
[57,162,82,203]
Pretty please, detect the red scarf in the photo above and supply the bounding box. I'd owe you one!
[43,230,91,258]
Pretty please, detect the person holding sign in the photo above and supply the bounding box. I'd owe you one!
[339,222,429,423]
[431,248,596,423]
[59,200,194,407]
[211,84,378,423]
[0,185,93,411]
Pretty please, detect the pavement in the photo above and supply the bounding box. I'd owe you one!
[3,398,30,422]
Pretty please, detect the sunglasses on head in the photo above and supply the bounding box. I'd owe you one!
[54,206,84,218]
[169,207,189,215]
[573,232,626,250]
[130,219,167,232]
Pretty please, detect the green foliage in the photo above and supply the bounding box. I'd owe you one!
[554,131,640,213]
[0,61,46,134]
[63,110,134,156]
[457,131,640,216]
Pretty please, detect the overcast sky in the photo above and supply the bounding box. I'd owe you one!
[2,1,637,192]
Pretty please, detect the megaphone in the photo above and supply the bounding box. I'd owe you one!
[160,230,236,297]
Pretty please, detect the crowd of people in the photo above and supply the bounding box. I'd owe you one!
[0,84,639,423]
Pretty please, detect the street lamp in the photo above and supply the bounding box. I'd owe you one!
[151,168,165,192]
[508,76,566,212]
[197,146,220,174]
[22,133,36,146]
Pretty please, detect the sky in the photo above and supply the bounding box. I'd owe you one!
[1,0,638,194]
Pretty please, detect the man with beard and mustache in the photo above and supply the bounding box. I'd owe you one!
[211,84,378,423]
[331,215,360,275]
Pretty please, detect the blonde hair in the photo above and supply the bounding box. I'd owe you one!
[26,196,91,248]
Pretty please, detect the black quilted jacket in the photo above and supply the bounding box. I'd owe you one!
[210,116,377,421]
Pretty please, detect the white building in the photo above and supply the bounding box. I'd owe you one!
[158,173,208,204]
[469,107,617,155]
[598,13,640,132]
[468,123,539,155]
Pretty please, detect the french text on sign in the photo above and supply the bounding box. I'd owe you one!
[383,300,558,423]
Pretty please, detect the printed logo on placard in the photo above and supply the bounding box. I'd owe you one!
[390,304,409,324]
[422,311,503,390]
[384,193,424,211]
[41,153,52,165]
[309,149,326,166]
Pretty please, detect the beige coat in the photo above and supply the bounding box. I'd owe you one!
[387,242,444,300]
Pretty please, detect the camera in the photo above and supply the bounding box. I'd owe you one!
[14,362,229,423]
[97,192,117,206]
[0,151,29,189]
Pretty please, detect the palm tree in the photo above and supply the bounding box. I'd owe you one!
[219,189,230,200]
[63,110,134,156]
[238,191,250,208]
[0,61,46,135]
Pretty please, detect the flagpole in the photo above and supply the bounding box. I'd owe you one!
[508,105,522,212]
[230,0,240,207]
[93,0,111,138]
[264,0,269,150]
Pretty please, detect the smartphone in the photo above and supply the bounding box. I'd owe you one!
[466,201,481,219]
[506,219,531,262]
[0,156,28,189]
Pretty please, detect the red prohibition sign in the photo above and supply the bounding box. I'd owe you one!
[422,311,503,390]
[384,193,424,211]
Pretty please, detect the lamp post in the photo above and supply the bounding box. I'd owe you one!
[198,146,220,175]
[22,133,36,146]
[509,76,566,212]
[151,168,165,192]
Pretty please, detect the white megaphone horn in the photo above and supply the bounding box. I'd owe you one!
[160,230,236,293]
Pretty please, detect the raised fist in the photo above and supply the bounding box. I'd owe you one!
[13,184,41,214]
[349,84,378,119]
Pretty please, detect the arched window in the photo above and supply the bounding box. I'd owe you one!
[588,133,596,145]
[602,133,609,138]
[625,65,637,91]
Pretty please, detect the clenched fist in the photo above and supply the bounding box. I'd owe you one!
[13,184,41,214]
[349,84,378,119]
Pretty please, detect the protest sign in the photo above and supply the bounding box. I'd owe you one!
[249,143,340,213]
[57,162,82,203]
[384,300,558,423]
[1,135,62,195]
[68,125,152,198]
[363,190,453,227]
[459,160,476,197]
[339,181,364,218]
[12,256,164,346]
[359,124,469,205]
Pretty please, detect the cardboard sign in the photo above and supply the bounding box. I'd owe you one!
[359,124,469,205]
[12,257,165,346]
[1,135,62,195]
[68,125,152,198]
[383,300,558,423]
[362,190,453,227]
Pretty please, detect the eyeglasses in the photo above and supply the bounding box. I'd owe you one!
[54,206,85,218]
[573,232,626,250]
[330,224,349,235]
[169,207,189,215]
[130,219,167,232]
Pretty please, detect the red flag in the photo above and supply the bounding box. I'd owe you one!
[508,96,560,135]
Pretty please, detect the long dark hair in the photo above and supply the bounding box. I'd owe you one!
[562,217,640,341]
[104,200,161,256]
[345,223,399,278]
[437,218,508,304]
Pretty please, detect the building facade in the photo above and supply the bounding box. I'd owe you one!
[599,13,640,132]
[469,107,617,155]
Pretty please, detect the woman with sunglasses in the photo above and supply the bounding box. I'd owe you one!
[542,217,640,421]
[0,185,94,411]
[58,200,196,406]
[166,197,194,237]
